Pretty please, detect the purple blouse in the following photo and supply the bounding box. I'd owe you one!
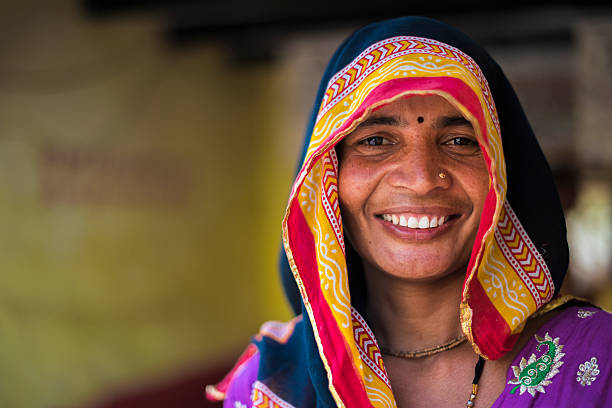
[491,305,610,407]
[223,305,611,407]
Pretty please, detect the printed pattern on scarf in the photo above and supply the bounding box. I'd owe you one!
[320,150,344,254]
[494,202,554,303]
[352,307,390,388]
[479,201,555,331]
[508,332,565,396]
[299,158,352,330]
[252,381,297,408]
[318,36,499,137]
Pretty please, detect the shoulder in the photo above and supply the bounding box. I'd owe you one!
[531,303,612,358]
[545,303,612,338]
[500,303,612,406]
[206,315,305,408]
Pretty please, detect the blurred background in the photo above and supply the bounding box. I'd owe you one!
[0,1,610,407]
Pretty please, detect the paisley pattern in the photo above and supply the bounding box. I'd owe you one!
[508,333,565,396]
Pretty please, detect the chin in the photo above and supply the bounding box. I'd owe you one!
[367,250,470,283]
[386,267,465,283]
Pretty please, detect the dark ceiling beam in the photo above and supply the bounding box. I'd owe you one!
[81,1,612,61]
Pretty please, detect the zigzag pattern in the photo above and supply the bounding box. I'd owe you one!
[495,201,554,305]
[351,308,390,387]
[320,150,345,253]
[318,36,498,134]
[252,381,296,408]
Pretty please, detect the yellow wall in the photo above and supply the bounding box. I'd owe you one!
[0,2,303,407]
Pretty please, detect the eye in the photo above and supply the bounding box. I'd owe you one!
[359,136,389,146]
[442,136,481,155]
[446,136,477,146]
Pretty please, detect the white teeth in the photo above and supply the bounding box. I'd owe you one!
[418,216,429,229]
[407,216,418,228]
[382,213,449,229]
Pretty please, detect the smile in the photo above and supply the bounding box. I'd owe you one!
[380,213,450,229]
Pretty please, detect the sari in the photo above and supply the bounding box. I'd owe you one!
[207,16,611,407]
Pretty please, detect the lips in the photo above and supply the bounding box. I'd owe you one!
[381,213,447,229]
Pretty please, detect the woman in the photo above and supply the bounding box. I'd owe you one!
[207,16,611,407]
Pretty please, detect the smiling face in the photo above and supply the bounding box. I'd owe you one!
[337,95,489,281]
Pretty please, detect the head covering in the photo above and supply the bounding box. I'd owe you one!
[275,15,568,407]
[207,16,570,408]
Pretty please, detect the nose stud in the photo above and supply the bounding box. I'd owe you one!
[438,170,447,179]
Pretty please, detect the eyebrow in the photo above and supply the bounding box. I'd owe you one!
[353,116,406,130]
[353,114,473,131]
[436,115,473,129]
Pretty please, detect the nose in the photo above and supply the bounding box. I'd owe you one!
[384,144,447,195]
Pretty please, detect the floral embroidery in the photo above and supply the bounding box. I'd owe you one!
[577,309,597,319]
[234,401,247,408]
[576,357,600,386]
[508,332,565,396]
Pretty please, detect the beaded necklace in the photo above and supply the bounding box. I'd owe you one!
[380,334,467,358]
[380,337,486,407]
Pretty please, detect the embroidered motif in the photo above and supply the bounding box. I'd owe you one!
[576,357,600,386]
[577,309,597,319]
[234,401,247,408]
[508,332,565,396]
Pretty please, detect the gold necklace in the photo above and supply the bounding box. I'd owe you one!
[379,334,467,358]
[380,337,485,407]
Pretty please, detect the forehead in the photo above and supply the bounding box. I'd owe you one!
[348,94,473,134]
[369,94,462,119]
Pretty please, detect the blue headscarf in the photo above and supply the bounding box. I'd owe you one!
[255,16,567,407]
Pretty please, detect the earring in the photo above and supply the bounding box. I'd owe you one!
[438,171,447,179]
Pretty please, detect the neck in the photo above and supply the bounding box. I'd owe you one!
[364,264,466,352]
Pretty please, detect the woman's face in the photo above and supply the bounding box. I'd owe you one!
[338,95,489,281]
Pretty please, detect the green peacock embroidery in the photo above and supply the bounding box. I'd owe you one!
[508,332,565,396]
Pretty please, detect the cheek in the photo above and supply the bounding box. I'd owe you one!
[338,160,378,251]
[338,159,375,214]
[464,163,490,213]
